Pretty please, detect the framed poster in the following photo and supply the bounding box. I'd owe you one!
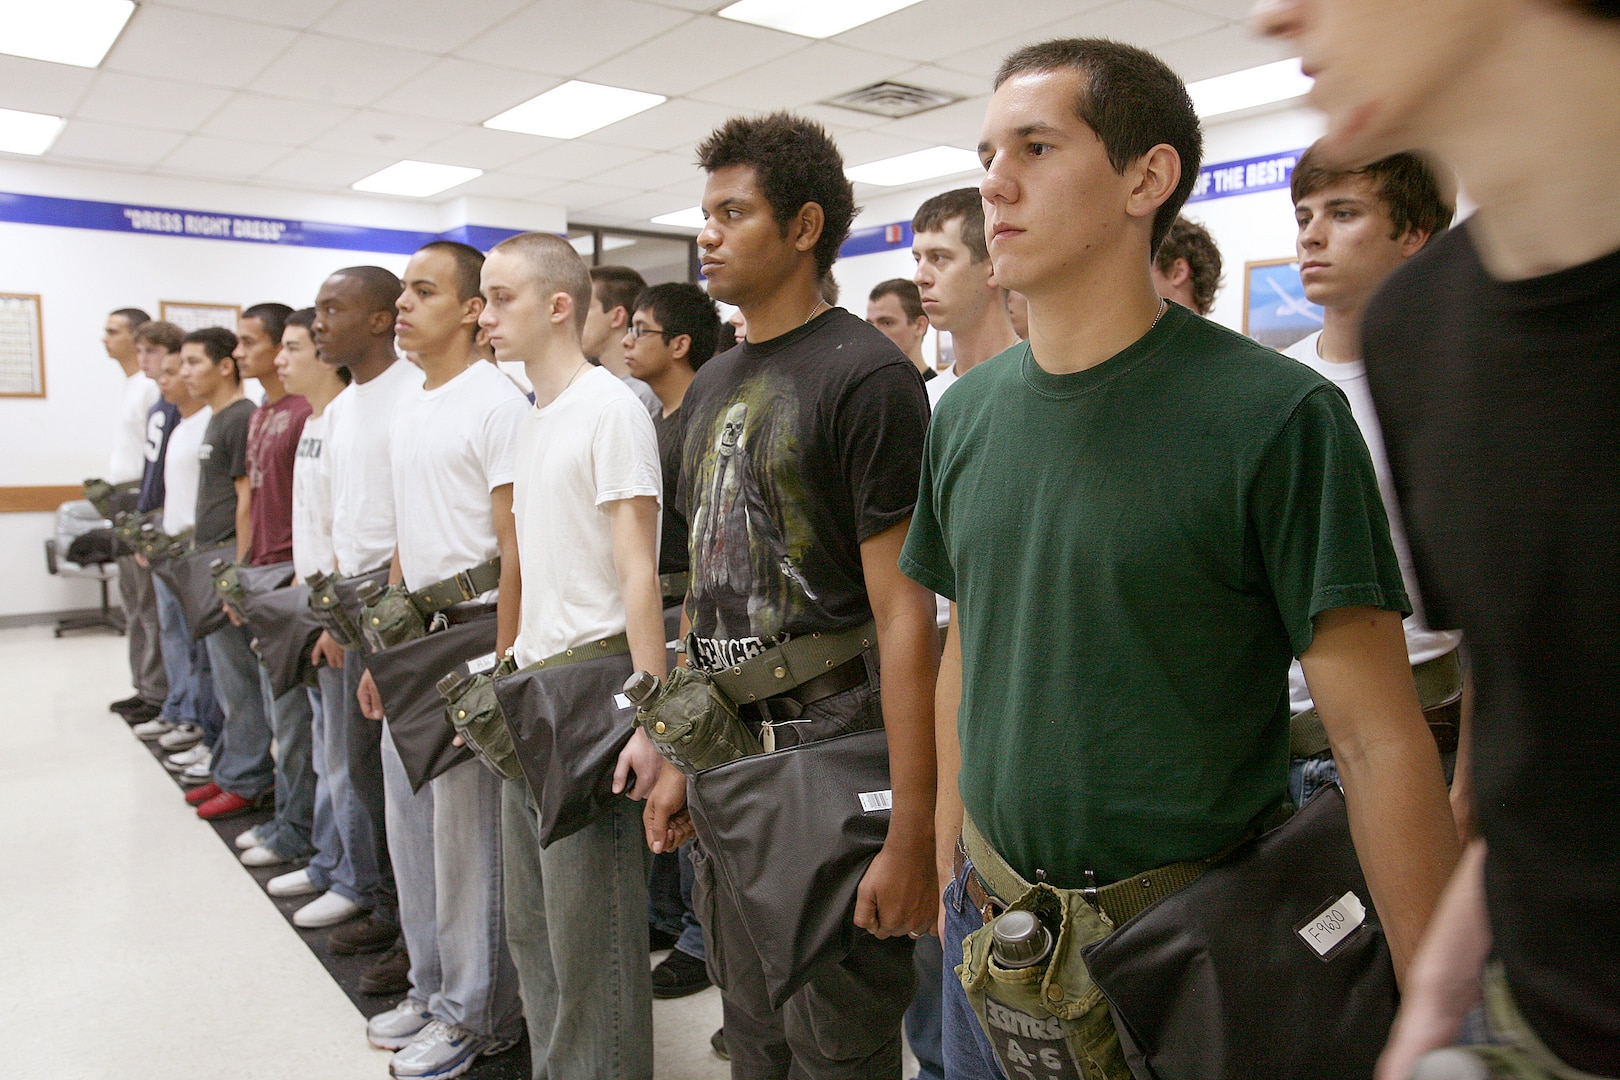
[161,301,241,334]
[1243,258,1323,351]
[0,293,45,397]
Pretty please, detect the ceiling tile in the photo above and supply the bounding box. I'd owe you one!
[506,141,649,181]
[583,16,806,98]
[690,43,911,112]
[1166,0,1260,21]
[443,171,551,200]
[104,6,299,89]
[253,146,396,187]
[1031,0,1224,49]
[150,0,342,30]
[305,109,465,159]
[199,93,358,144]
[313,0,531,53]
[369,58,558,125]
[46,121,187,168]
[584,98,735,153]
[836,129,939,168]
[584,190,703,221]
[454,0,691,77]
[72,73,233,132]
[245,33,436,106]
[524,179,645,213]
[588,151,705,192]
[882,63,995,100]
[1155,24,1294,84]
[833,0,1106,63]
[869,94,990,147]
[416,126,550,171]
[157,133,294,179]
[0,55,95,116]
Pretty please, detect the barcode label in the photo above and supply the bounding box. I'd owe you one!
[858,790,893,813]
[1297,891,1367,958]
[466,652,498,675]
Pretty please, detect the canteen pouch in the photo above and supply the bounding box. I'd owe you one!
[636,663,763,775]
[211,559,244,611]
[440,655,523,783]
[83,477,138,520]
[307,572,364,651]
[960,883,1130,1080]
[361,584,428,652]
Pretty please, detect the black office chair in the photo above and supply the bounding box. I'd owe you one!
[44,499,126,637]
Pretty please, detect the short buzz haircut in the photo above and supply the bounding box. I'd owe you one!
[870,278,926,322]
[183,326,240,382]
[491,232,594,334]
[1290,144,1455,243]
[912,188,989,264]
[242,302,294,345]
[995,39,1202,253]
[111,307,151,330]
[416,240,486,302]
[332,265,404,316]
[1154,216,1224,316]
[634,282,722,371]
[696,112,858,278]
[589,265,647,318]
[133,319,185,353]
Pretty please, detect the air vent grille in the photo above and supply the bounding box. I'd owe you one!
[823,81,961,119]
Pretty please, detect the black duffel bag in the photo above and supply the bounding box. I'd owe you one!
[365,615,498,793]
[240,581,324,697]
[150,541,234,641]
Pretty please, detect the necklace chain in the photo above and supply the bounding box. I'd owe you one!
[803,297,828,328]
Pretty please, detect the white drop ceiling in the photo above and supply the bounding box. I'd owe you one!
[0,0,1292,231]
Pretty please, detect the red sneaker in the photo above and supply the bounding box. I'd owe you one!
[197,790,266,821]
[185,781,221,806]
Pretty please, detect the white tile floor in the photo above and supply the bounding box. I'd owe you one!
[0,624,729,1079]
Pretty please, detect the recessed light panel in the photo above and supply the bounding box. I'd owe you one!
[0,0,135,68]
[0,107,66,156]
[485,81,666,141]
[1188,58,1313,119]
[649,206,706,230]
[845,145,981,187]
[351,160,483,198]
[718,0,923,39]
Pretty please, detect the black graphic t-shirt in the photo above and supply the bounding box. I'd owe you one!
[653,405,689,577]
[679,307,929,670]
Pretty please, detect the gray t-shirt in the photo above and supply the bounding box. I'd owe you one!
[194,397,254,546]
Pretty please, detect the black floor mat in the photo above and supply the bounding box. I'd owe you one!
[135,725,531,1079]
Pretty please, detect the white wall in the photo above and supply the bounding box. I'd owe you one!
[0,159,563,619]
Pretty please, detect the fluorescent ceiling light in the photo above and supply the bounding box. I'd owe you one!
[568,234,636,257]
[0,107,65,155]
[485,81,665,140]
[1188,58,1313,119]
[650,206,706,230]
[0,0,134,68]
[351,160,482,198]
[718,0,923,38]
[846,145,980,187]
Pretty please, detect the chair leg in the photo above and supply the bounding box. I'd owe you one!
[54,574,127,637]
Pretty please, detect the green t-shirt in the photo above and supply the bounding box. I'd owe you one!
[900,304,1409,887]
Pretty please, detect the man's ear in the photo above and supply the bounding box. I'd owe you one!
[1399,227,1433,259]
[1167,257,1193,288]
[551,290,576,328]
[1126,144,1182,228]
[368,307,395,336]
[461,295,485,330]
[792,201,826,255]
[669,332,691,362]
[610,305,629,330]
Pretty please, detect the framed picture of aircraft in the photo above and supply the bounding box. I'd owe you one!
[1243,258,1323,351]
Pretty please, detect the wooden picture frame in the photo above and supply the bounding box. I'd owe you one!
[1243,257,1323,351]
[0,292,46,398]
[160,301,241,335]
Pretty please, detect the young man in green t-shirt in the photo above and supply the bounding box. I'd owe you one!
[897,38,1462,1077]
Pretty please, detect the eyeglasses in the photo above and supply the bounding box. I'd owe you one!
[627,325,675,340]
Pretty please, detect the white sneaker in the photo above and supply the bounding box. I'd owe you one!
[158,723,202,751]
[234,825,265,851]
[164,744,209,773]
[389,1020,518,1078]
[241,844,289,868]
[293,890,362,929]
[267,868,318,898]
[367,1000,433,1050]
[180,749,213,784]
[132,717,176,741]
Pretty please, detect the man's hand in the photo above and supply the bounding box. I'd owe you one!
[135,552,149,569]
[224,601,244,627]
[854,828,938,939]
[614,726,662,801]
[311,630,345,669]
[357,667,384,720]
[643,762,692,853]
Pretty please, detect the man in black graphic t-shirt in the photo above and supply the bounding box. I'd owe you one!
[645,113,938,1080]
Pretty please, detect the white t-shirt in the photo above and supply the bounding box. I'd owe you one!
[1284,331,1463,713]
[291,406,338,581]
[511,366,661,666]
[162,406,212,535]
[390,361,527,590]
[926,365,959,411]
[110,372,160,483]
[325,359,425,577]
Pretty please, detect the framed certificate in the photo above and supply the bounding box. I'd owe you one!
[160,301,241,334]
[0,293,45,397]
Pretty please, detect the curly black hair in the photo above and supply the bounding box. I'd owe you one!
[696,112,858,278]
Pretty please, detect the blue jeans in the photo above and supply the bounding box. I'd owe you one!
[153,576,223,739]
[304,668,363,905]
[204,621,275,798]
[256,666,315,859]
[503,781,653,1080]
[941,860,1007,1080]
[906,933,945,1080]
[382,722,441,1010]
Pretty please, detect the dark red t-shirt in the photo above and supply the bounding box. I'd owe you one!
[247,393,312,567]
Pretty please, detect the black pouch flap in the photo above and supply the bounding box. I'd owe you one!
[687,726,892,1010]
[365,616,497,793]
[494,651,638,849]
[1081,784,1398,1080]
[331,567,390,654]
[151,541,234,641]
[239,582,324,698]
[236,561,295,598]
